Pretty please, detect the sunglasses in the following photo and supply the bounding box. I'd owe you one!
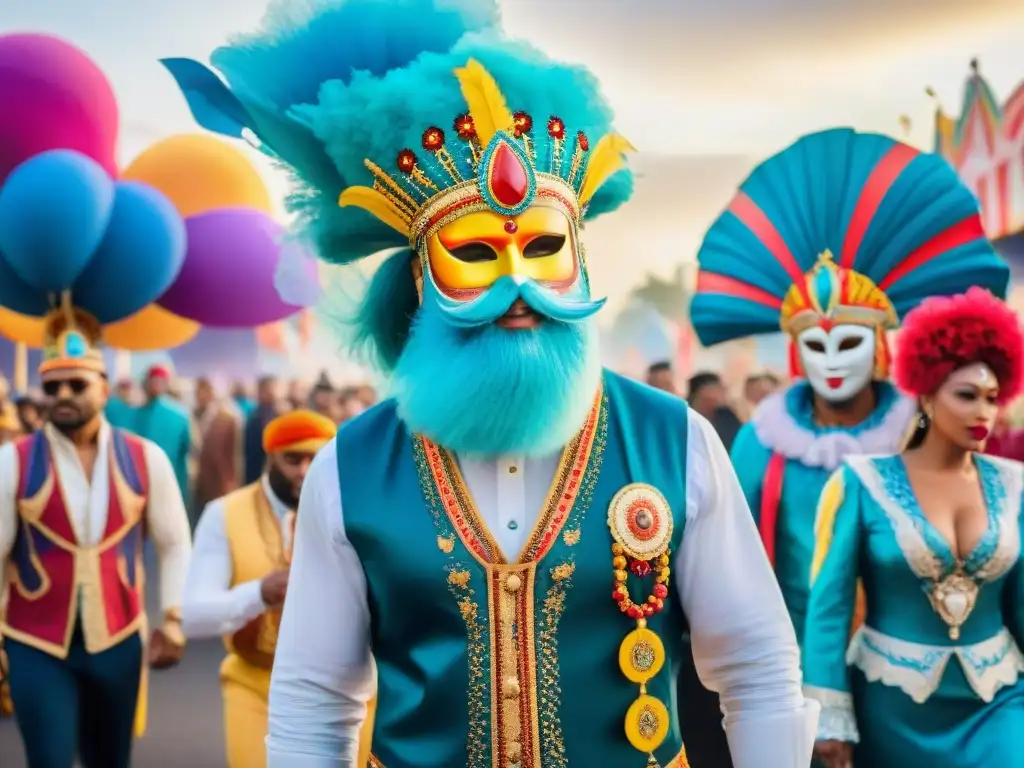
[42,379,91,397]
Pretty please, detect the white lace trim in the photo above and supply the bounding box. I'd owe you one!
[803,685,859,743]
[845,454,1023,584]
[975,456,1024,581]
[848,625,1024,704]
[750,386,916,471]
[844,455,943,580]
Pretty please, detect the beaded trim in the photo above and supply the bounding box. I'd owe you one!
[410,387,606,765]
[416,384,605,567]
[534,402,606,766]
[413,175,580,245]
[489,565,542,768]
[412,441,493,767]
[537,561,573,768]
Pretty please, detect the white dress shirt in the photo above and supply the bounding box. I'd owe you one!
[267,410,818,767]
[0,420,192,617]
[182,476,290,639]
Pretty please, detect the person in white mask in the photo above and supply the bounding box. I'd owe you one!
[688,127,1008,659]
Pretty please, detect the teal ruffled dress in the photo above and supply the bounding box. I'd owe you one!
[803,453,1024,766]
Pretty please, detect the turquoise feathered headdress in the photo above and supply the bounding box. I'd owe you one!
[690,128,1009,348]
[160,0,633,266]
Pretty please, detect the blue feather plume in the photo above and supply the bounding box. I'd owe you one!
[162,0,633,267]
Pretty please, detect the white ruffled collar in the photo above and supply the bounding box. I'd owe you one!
[750,381,916,471]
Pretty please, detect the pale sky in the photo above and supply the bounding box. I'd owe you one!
[3,0,1023,307]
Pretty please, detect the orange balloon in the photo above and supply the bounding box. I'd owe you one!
[103,304,200,351]
[0,306,47,347]
[121,134,273,218]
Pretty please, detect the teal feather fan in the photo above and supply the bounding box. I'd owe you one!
[689,128,1009,347]
[161,0,633,268]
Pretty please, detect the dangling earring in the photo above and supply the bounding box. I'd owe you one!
[918,411,929,430]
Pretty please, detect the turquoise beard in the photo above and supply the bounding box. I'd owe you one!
[391,285,602,458]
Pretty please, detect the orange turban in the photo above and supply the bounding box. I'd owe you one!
[262,410,337,455]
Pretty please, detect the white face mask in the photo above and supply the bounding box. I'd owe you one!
[796,324,876,402]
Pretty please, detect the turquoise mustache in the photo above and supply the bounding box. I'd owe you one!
[436,275,605,329]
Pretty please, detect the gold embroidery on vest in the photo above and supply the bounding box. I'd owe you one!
[488,564,541,768]
[537,559,574,768]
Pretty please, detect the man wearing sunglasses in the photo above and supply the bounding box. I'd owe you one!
[0,306,192,768]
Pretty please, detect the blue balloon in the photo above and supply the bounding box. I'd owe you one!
[0,149,114,292]
[0,249,50,316]
[71,181,187,323]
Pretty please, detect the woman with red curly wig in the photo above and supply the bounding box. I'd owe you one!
[803,287,1024,768]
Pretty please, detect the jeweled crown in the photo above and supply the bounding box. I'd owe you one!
[338,59,633,245]
[780,250,898,336]
[40,294,105,374]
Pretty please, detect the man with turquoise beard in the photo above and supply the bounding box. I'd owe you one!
[165,1,818,766]
[688,128,991,650]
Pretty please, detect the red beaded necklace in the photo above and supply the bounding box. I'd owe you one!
[611,544,670,619]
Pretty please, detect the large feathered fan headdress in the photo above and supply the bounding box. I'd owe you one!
[690,128,1008,352]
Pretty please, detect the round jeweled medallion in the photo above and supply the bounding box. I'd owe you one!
[929,571,979,640]
[624,694,670,753]
[618,626,666,683]
[608,483,673,560]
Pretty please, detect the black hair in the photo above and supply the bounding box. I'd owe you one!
[686,371,722,404]
[905,408,929,450]
[647,360,673,375]
[745,371,781,387]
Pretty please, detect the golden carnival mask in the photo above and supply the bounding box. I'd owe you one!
[338,59,634,302]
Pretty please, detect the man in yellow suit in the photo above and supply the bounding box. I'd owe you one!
[181,409,375,767]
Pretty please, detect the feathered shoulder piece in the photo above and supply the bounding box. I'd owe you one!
[160,0,633,266]
[689,128,1009,347]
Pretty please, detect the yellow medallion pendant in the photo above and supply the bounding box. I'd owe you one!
[619,626,666,682]
[608,483,676,765]
[625,693,671,754]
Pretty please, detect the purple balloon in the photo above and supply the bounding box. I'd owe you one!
[0,34,119,185]
[158,208,318,327]
[169,327,259,378]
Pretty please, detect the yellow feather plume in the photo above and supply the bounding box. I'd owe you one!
[578,133,636,206]
[338,186,412,236]
[453,59,516,146]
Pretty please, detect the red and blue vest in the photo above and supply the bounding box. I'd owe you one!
[1,428,149,658]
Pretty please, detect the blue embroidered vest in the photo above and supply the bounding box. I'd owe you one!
[338,371,690,768]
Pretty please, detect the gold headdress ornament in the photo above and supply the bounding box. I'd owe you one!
[780,251,898,378]
[780,250,898,336]
[39,292,106,375]
[338,58,635,246]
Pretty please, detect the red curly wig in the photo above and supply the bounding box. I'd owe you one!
[895,287,1024,405]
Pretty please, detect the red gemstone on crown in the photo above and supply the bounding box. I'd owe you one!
[547,116,565,139]
[488,141,529,208]
[504,220,518,234]
[422,127,445,151]
[454,113,476,140]
[577,130,589,151]
[397,149,417,173]
[513,111,533,138]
